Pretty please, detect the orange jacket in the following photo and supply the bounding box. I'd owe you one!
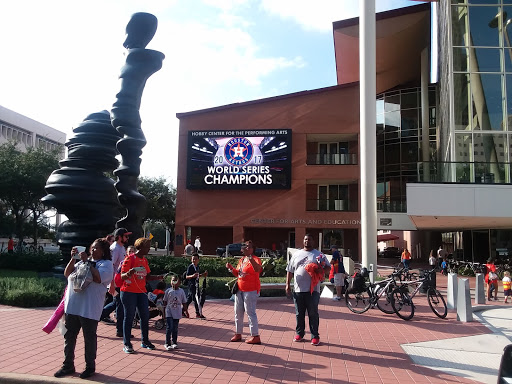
[401,250,411,260]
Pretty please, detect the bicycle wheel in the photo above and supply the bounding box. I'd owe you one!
[345,288,372,314]
[391,286,415,321]
[375,284,395,314]
[427,288,447,319]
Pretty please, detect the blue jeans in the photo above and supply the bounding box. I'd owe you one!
[101,292,124,334]
[165,317,180,345]
[293,291,320,339]
[120,291,149,346]
[402,259,410,270]
[186,283,200,315]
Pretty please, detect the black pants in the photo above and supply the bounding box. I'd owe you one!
[62,313,98,371]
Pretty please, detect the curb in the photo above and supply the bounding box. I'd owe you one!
[0,373,95,384]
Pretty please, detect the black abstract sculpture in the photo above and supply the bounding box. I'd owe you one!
[42,111,122,256]
[43,12,164,255]
[112,12,165,241]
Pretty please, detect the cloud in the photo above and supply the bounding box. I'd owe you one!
[260,0,359,33]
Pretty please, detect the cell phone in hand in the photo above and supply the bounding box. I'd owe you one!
[73,246,86,259]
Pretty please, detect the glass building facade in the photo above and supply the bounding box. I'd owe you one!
[376,86,437,212]
[441,0,512,184]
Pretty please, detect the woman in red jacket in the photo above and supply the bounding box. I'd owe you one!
[485,257,498,301]
[226,240,262,345]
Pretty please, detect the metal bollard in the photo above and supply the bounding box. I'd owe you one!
[447,272,458,309]
[456,278,473,322]
[474,273,485,305]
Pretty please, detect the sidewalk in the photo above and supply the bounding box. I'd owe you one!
[0,273,509,384]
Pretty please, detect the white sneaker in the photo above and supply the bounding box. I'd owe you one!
[336,297,341,301]
[164,344,172,351]
[331,297,338,301]
[171,344,178,349]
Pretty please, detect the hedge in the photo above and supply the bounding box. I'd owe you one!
[0,276,65,307]
[0,252,62,272]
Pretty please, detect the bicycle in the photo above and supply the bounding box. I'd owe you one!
[390,268,447,321]
[345,267,405,315]
[457,261,485,277]
[14,241,43,254]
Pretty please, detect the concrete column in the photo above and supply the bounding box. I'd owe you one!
[359,0,377,273]
[174,224,185,256]
[456,278,473,322]
[232,226,244,243]
[475,273,486,304]
[447,273,458,309]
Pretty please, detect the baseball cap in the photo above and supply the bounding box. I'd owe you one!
[113,228,132,238]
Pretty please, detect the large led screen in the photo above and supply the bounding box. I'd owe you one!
[187,129,292,190]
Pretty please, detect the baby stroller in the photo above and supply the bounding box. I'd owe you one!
[132,281,166,330]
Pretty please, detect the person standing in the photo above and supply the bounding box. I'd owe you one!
[429,250,437,269]
[285,234,330,346]
[437,246,446,269]
[54,238,113,379]
[194,236,202,254]
[183,253,208,319]
[7,236,14,253]
[120,237,157,353]
[226,240,262,344]
[502,271,511,303]
[184,240,194,255]
[485,257,499,301]
[329,245,346,301]
[162,275,187,350]
[100,228,131,340]
[401,248,411,270]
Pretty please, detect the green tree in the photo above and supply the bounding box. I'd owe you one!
[0,142,60,244]
[138,176,176,242]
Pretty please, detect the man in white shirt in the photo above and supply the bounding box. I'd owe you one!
[100,228,131,338]
[194,236,202,254]
[285,234,330,346]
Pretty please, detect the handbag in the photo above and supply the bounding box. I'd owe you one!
[488,271,498,281]
[231,280,239,294]
[70,261,93,292]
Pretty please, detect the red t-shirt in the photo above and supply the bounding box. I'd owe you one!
[120,255,151,293]
[236,256,262,293]
[7,239,14,251]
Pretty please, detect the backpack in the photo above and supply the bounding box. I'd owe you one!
[347,271,366,293]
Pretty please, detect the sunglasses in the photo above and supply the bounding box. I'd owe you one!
[242,244,252,249]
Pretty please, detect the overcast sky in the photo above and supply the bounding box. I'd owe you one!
[0,0,424,185]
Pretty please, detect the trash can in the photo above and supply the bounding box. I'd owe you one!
[419,269,436,293]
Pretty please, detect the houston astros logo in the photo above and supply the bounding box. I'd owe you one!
[224,137,254,166]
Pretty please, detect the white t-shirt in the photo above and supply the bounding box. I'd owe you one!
[286,249,330,293]
[163,287,187,319]
[194,239,201,249]
[110,242,126,273]
[65,259,113,321]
